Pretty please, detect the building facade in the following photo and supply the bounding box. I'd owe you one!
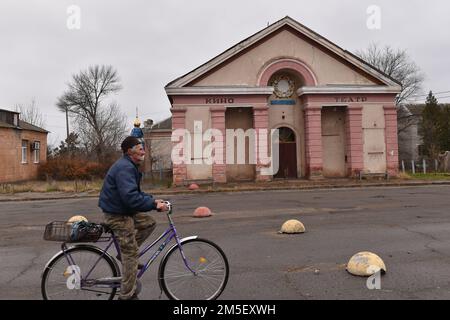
[165,17,401,185]
[143,117,173,177]
[0,108,48,183]
[397,104,423,162]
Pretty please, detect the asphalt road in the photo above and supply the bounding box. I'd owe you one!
[1,185,450,300]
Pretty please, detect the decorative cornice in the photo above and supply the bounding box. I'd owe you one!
[297,86,401,96]
[166,86,274,96]
[170,107,187,113]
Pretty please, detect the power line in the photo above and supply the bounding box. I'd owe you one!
[410,95,450,102]
[426,95,450,100]
[410,90,450,98]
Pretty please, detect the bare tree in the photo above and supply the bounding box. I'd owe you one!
[14,98,46,129]
[356,43,425,134]
[75,103,127,160]
[56,65,127,161]
[356,43,425,106]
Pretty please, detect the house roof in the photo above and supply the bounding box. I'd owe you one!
[0,119,49,133]
[150,117,172,131]
[0,108,19,114]
[0,108,49,133]
[166,16,402,89]
[18,120,49,133]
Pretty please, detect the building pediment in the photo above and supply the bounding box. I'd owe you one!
[166,16,401,92]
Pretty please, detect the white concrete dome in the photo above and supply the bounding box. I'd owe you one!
[346,251,386,276]
[67,215,88,223]
[280,219,305,234]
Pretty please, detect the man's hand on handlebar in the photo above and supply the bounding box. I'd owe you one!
[155,199,169,212]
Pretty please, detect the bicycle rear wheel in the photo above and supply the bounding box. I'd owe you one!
[158,238,229,300]
[41,245,120,300]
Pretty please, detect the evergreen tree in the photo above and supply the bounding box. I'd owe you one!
[53,132,81,158]
[420,91,442,158]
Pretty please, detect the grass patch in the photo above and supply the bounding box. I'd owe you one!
[398,172,413,180]
[409,173,450,180]
[0,183,34,193]
[0,180,104,194]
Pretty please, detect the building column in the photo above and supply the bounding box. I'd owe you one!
[211,107,227,183]
[384,105,399,176]
[253,105,271,182]
[345,105,364,177]
[171,107,187,186]
[304,105,323,179]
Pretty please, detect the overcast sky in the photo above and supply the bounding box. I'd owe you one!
[1,0,450,145]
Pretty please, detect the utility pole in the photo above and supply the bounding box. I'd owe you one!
[65,107,70,140]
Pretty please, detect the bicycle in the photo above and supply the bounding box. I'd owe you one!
[41,201,229,300]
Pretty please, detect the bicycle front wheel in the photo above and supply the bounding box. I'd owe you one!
[159,238,229,300]
[41,245,120,300]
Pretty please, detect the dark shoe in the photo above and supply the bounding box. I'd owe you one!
[116,255,144,270]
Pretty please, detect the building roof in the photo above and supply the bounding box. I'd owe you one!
[0,108,19,114]
[166,16,401,89]
[150,117,172,131]
[0,119,49,133]
[0,107,49,133]
[18,120,49,133]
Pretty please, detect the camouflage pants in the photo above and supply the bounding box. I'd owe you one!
[104,212,156,299]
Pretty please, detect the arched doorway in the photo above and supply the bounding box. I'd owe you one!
[274,127,297,179]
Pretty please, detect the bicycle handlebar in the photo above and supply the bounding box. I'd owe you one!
[157,200,172,214]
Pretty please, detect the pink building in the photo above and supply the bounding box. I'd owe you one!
[165,17,401,186]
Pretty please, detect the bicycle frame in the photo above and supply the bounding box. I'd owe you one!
[59,207,198,290]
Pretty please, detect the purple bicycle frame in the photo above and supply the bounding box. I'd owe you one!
[62,213,197,286]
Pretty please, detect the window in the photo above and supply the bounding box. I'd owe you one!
[21,140,28,164]
[33,141,40,163]
[13,114,18,126]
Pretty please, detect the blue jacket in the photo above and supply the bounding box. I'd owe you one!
[98,155,156,215]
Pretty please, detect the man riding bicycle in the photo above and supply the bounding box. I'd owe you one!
[98,136,168,300]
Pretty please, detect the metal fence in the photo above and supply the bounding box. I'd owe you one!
[399,159,449,174]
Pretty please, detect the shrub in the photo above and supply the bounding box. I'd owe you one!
[38,157,112,181]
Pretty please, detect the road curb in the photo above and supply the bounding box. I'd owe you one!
[1,180,450,202]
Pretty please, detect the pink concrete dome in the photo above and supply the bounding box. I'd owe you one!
[193,207,212,218]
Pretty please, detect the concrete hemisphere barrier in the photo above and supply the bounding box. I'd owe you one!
[67,215,88,223]
[193,207,212,218]
[280,219,306,234]
[188,183,199,190]
[346,251,386,276]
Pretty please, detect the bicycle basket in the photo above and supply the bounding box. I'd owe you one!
[43,221,103,243]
